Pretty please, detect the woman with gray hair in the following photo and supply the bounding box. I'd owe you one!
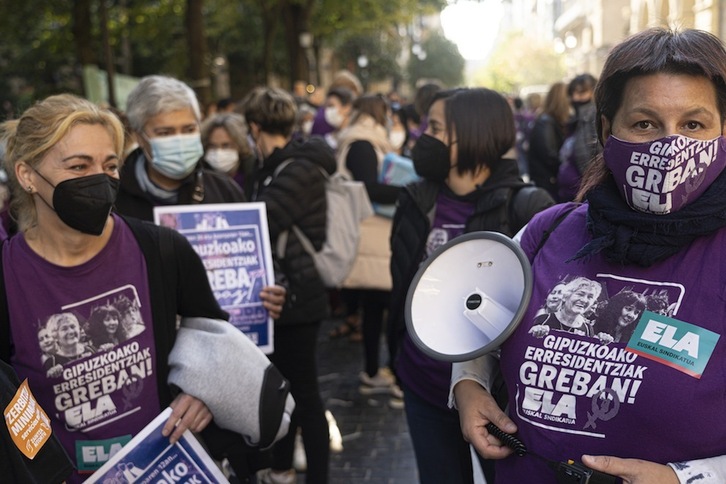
[116,75,247,221]
[200,112,255,197]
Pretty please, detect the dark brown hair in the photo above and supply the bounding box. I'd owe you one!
[577,28,726,200]
[446,88,515,175]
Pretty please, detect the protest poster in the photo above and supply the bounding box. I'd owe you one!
[85,407,229,483]
[154,203,275,353]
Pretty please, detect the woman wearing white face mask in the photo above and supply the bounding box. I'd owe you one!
[116,75,247,221]
[321,87,354,150]
[200,112,255,197]
[116,77,289,482]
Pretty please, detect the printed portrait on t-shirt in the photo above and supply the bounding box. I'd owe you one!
[506,272,694,441]
[35,287,147,372]
[528,275,680,345]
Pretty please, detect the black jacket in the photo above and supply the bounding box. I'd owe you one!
[252,136,336,325]
[116,148,246,221]
[387,159,554,363]
[0,360,72,483]
[528,113,566,198]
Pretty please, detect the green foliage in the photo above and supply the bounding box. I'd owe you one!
[123,0,188,77]
[0,1,78,106]
[406,31,465,88]
[312,0,442,38]
[472,30,565,94]
[334,31,402,84]
[204,0,288,97]
[0,0,451,109]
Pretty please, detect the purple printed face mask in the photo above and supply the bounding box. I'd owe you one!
[602,134,726,214]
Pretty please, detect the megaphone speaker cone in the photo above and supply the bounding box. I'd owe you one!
[405,231,532,362]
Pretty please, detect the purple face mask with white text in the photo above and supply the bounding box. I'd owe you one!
[602,134,726,214]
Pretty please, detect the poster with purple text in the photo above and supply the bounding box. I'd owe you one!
[154,203,274,353]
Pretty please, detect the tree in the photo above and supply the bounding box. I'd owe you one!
[406,31,465,88]
[472,31,565,94]
[186,0,211,106]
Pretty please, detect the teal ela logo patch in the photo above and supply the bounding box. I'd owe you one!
[626,310,720,378]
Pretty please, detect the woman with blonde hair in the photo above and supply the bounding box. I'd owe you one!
[527,81,571,198]
[0,94,250,481]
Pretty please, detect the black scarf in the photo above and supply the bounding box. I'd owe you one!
[572,171,726,267]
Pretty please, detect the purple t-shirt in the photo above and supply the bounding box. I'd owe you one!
[5,214,159,482]
[398,191,475,408]
[495,203,726,483]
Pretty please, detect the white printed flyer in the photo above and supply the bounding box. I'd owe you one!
[153,202,275,354]
[85,407,229,483]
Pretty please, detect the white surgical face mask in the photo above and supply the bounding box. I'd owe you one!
[205,148,239,173]
[148,133,204,180]
[325,106,344,128]
[389,130,406,150]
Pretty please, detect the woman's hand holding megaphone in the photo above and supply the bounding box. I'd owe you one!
[454,379,518,460]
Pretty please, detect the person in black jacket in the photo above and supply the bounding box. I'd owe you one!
[527,81,571,199]
[117,75,247,220]
[1,359,73,483]
[388,88,554,484]
[243,87,333,484]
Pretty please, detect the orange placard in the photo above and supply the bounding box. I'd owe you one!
[4,379,52,459]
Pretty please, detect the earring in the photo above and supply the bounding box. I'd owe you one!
[27,186,33,193]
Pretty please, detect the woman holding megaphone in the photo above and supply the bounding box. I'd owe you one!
[387,87,553,484]
[454,28,726,484]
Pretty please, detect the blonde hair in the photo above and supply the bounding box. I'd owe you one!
[1,94,125,232]
[331,70,363,97]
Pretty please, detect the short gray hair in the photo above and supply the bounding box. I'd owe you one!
[125,75,201,133]
[200,112,251,157]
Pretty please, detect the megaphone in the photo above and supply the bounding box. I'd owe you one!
[405,231,532,362]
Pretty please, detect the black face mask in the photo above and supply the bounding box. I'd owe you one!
[35,172,120,236]
[411,134,452,182]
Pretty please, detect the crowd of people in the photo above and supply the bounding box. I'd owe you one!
[2,25,726,484]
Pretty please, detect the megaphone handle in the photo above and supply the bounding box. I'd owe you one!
[485,423,527,456]
[485,423,618,484]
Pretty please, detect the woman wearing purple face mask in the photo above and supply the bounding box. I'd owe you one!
[454,28,726,484]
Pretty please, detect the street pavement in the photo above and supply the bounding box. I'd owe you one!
[313,316,419,483]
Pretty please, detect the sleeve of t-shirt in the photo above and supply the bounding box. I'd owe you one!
[449,352,500,409]
[346,140,400,204]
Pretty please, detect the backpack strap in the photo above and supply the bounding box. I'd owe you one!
[508,184,554,235]
[532,203,579,256]
[273,158,326,261]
